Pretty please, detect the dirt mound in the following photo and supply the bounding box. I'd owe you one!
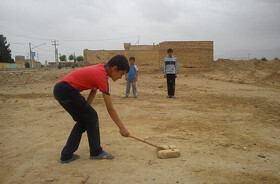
[1,60,279,88]
[258,71,280,85]
[201,59,280,88]
[215,59,280,71]
[0,64,163,86]
[0,69,72,85]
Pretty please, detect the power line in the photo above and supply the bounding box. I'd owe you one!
[34,47,53,52]
[2,24,140,62]
[1,25,138,42]
[8,42,29,45]
[0,25,54,41]
[11,51,28,54]
[0,25,25,35]
[3,29,137,42]
[2,31,54,41]
[60,36,137,42]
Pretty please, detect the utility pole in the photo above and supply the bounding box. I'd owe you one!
[29,42,32,68]
[28,42,45,68]
[51,40,59,64]
[134,36,140,45]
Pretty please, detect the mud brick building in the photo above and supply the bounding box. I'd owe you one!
[84,41,213,68]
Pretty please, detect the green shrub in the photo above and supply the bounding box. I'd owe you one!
[71,63,78,68]
[76,56,84,62]
[261,57,267,61]
[24,62,30,68]
[58,63,62,69]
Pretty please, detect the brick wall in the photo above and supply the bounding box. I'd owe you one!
[15,56,25,61]
[129,45,159,51]
[84,41,213,69]
[84,49,125,64]
[159,41,213,68]
[84,49,159,66]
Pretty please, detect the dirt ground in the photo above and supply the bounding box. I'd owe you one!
[0,60,280,184]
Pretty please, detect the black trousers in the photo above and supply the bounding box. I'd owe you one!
[166,74,176,96]
[53,82,102,161]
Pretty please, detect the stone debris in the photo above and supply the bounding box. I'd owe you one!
[258,153,266,158]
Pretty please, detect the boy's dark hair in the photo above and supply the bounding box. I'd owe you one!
[129,57,135,61]
[167,48,173,53]
[107,55,130,72]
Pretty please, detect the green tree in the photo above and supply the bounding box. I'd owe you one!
[0,35,13,63]
[69,54,76,62]
[261,57,268,61]
[59,55,67,62]
[76,55,84,62]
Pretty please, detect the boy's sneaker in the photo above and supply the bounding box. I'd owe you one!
[124,95,128,98]
[60,154,80,164]
[167,96,175,98]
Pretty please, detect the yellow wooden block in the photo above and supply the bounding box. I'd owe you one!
[157,149,180,159]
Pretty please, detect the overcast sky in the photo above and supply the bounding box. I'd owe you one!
[0,0,280,62]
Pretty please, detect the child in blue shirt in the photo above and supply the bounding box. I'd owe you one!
[125,57,138,98]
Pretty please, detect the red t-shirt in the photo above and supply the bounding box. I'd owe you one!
[59,64,110,94]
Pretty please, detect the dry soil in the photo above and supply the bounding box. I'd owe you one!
[0,60,279,184]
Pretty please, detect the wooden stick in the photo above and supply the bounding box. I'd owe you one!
[81,176,89,184]
[129,135,164,149]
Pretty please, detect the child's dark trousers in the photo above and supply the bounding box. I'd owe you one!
[53,82,103,161]
[166,74,176,97]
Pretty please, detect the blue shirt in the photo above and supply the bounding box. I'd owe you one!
[127,65,138,79]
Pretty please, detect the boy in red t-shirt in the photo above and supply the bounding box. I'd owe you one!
[53,55,130,163]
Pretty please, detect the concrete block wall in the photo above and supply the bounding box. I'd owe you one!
[124,43,159,51]
[126,50,159,65]
[159,41,213,68]
[84,41,213,69]
[84,49,125,64]
[129,45,159,51]
[0,63,24,70]
[84,49,159,66]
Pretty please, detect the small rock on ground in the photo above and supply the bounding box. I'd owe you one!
[258,153,266,158]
